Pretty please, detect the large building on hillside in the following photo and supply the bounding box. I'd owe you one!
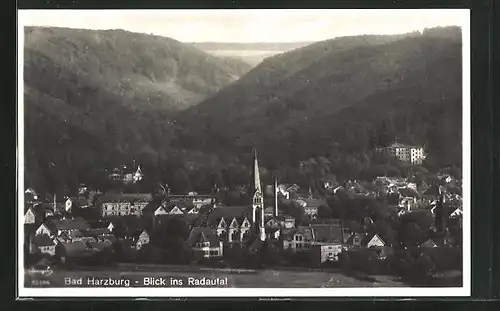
[99,193,152,217]
[387,143,426,164]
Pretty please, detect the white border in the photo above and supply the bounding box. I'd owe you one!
[17,9,471,298]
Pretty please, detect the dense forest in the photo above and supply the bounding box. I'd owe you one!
[175,27,462,168]
[23,26,463,197]
[23,27,251,195]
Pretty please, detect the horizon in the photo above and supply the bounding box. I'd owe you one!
[19,9,468,44]
[22,24,462,46]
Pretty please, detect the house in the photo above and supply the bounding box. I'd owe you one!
[87,241,113,253]
[422,184,442,203]
[37,201,65,217]
[276,185,291,200]
[322,175,338,191]
[65,197,92,213]
[399,196,418,212]
[107,222,115,232]
[109,167,124,181]
[25,188,39,203]
[24,207,39,225]
[281,226,315,252]
[199,206,254,244]
[275,215,296,229]
[56,240,94,263]
[35,218,91,238]
[347,233,386,248]
[35,223,54,237]
[106,217,144,239]
[421,239,438,248]
[265,217,281,229]
[275,184,300,200]
[386,142,426,164]
[449,207,463,218]
[67,228,115,244]
[99,193,152,217]
[95,234,117,245]
[399,187,420,199]
[264,207,276,217]
[29,235,58,256]
[310,223,344,244]
[295,198,327,216]
[134,230,150,250]
[310,242,343,264]
[438,174,455,184]
[168,194,215,209]
[186,227,224,260]
[266,227,281,241]
[108,165,144,184]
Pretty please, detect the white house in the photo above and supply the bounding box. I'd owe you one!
[186,227,224,260]
[387,143,426,164]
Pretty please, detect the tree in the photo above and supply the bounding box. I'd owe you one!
[317,205,333,219]
[281,200,307,225]
[169,168,191,194]
[397,211,433,247]
[326,195,343,219]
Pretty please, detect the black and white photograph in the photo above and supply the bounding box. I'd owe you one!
[17,9,470,297]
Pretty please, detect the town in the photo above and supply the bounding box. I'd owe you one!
[23,143,463,286]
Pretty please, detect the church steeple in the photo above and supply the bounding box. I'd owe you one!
[251,148,265,240]
[251,148,262,195]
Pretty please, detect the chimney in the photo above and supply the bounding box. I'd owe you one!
[274,175,279,217]
[261,202,265,229]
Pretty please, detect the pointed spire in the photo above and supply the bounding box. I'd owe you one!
[252,148,262,194]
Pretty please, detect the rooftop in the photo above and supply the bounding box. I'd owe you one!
[186,227,220,246]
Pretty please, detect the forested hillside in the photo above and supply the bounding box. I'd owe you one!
[175,27,463,170]
[23,26,463,196]
[23,27,251,194]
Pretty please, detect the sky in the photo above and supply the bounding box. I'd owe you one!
[19,9,469,43]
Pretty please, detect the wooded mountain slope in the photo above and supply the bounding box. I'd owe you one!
[175,27,463,168]
[23,27,251,192]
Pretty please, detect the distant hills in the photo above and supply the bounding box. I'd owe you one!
[175,27,463,168]
[189,42,313,65]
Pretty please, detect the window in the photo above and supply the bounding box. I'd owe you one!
[210,250,219,256]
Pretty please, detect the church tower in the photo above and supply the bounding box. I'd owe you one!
[251,148,266,241]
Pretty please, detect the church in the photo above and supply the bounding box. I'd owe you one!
[187,149,288,256]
